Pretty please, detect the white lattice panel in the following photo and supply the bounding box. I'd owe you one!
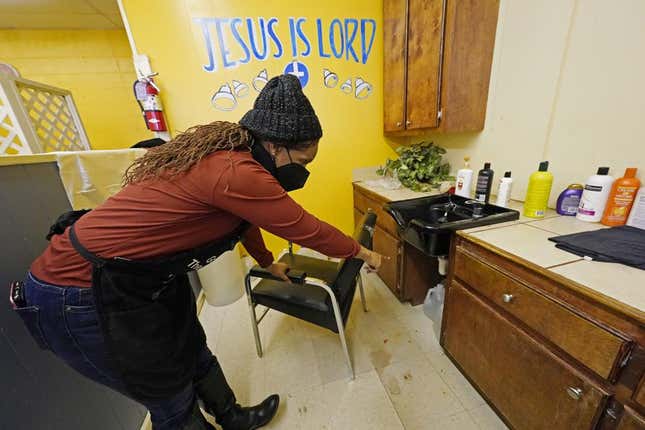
[0,86,31,155]
[0,76,90,155]
[18,85,86,152]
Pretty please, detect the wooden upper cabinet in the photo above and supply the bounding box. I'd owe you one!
[383,0,407,132]
[383,0,500,134]
[406,0,444,130]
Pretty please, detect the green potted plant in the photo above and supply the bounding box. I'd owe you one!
[376,142,454,192]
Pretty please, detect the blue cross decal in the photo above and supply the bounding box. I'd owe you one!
[284,61,309,88]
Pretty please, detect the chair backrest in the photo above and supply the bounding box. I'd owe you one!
[332,211,377,305]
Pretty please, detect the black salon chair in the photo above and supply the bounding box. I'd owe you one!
[244,211,377,379]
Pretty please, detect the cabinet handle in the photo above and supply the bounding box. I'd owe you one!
[567,387,583,400]
[502,293,514,303]
[396,121,402,127]
[406,120,412,126]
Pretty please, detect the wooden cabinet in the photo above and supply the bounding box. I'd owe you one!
[353,183,436,304]
[405,0,445,130]
[372,224,401,293]
[444,283,609,430]
[617,407,645,430]
[442,233,645,430]
[454,249,630,380]
[353,184,402,297]
[383,0,407,132]
[635,374,645,408]
[383,0,500,134]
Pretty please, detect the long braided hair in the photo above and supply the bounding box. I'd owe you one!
[123,121,252,185]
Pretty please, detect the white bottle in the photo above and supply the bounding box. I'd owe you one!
[627,187,645,229]
[495,171,513,207]
[576,167,615,222]
[455,156,473,198]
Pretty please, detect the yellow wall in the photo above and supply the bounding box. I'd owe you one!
[423,0,645,206]
[0,29,151,150]
[121,0,397,253]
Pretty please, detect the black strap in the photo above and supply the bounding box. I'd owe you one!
[68,222,250,275]
[68,225,105,267]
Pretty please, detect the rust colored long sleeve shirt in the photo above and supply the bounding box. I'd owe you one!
[30,151,360,287]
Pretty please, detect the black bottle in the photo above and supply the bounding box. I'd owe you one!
[475,162,494,203]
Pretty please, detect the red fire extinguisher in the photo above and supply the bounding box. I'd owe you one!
[133,73,168,132]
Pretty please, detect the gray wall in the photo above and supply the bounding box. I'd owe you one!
[0,162,146,430]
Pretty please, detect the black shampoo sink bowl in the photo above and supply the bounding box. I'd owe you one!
[384,193,519,257]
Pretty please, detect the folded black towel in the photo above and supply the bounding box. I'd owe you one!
[549,225,645,270]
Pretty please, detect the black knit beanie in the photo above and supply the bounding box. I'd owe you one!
[239,74,322,143]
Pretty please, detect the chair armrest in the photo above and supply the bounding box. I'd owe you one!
[248,266,307,284]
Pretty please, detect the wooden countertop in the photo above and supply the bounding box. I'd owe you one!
[459,201,645,319]
[353,180,434,202]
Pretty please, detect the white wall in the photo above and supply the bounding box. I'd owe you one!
[426,0,645,206]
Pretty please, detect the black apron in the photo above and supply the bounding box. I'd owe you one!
[67,220,249,401]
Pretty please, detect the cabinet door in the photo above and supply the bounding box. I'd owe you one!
[406,0,446,130]
[383,0,407,132]
[401,242,440,305]
[354,209,364,231]
[443,283,609,430]
[636,373,645,409]
[373,225,400,297]
[617,407,645,430]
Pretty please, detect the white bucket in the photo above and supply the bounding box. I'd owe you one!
[197,245,245,307]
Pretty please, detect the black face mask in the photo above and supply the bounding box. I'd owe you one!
[251,143,310,192]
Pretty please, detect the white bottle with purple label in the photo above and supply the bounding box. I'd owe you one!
[576,167,614,222]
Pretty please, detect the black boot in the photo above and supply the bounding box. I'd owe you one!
[216,395,280,430]
[194,356,237,417]
[180,400,216,430]
[194,357,279,430]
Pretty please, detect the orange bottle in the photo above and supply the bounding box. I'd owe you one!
[601,168,641,226]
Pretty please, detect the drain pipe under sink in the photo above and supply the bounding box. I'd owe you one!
[438,256,449,277]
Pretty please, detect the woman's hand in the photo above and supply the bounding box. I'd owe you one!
[356,246,387,273]
[267,262,291,282]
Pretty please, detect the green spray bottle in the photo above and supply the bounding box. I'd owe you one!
[524,161,554,218]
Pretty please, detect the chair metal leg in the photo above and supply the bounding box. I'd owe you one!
[306,277,355,380]
[245,275,263,358]
[329,291,355,381]
[357,274,368,312]
[336,315,355,380]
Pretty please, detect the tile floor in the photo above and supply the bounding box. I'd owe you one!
[199,270,509,430]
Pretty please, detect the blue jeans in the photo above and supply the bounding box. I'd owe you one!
[19,273,215,429]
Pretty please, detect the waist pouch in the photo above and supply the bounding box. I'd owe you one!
[68,222,248,400]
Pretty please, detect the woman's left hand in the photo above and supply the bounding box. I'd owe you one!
[267,262,291,282]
